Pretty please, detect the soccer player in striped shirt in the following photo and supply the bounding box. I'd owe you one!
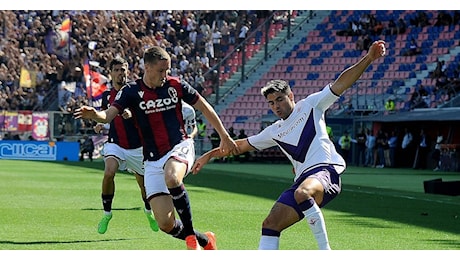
[93,57,158,234]
[75,46,237,250]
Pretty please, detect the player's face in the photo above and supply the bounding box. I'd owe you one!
[146,59,171,88]
[266,91,294,120]
[110,64,128,89]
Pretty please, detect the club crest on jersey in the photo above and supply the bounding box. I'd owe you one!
[168,87,178,98]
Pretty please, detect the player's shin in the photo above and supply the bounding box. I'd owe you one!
[300,198,331,250]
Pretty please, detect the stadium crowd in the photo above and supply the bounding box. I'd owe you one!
[0,10,281,112]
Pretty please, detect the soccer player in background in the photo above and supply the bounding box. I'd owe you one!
[75,46,237,250]
[181,101,198,139]
[93,57,159,234]
[192,40,386,250]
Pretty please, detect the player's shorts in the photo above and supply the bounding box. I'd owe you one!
[103,143,144,175]
[144,138,195,199]
[277,165,341,216]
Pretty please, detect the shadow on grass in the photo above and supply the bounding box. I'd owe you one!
[185,163,460,236]
[81,207,142,211]
[47,160,460,236]
[0,238,136,245]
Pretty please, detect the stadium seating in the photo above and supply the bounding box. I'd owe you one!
[219,10,460,134]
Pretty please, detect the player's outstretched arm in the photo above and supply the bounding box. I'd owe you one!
[74,106,119,124]
[191,148,221,174]
[191,139,253,174]
[193,96,238,154]
[331,40,386,96]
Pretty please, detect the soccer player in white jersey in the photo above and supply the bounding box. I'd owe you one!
[181,101,198,139]
[192,40,386,250]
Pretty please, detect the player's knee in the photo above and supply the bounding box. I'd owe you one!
[103,170,116,178]
[164,173,180,187]
[293,187,314,203]
[261,216,276,229]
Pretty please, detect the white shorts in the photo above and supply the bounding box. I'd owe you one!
[144,138,195,199]
[103,143,144,175]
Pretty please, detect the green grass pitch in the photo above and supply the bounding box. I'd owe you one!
[0,159,459,257]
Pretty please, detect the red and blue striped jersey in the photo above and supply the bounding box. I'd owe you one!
[101,84,142,149]
[112,76,199,161]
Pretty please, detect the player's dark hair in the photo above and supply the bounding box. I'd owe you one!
[261,79,291,98]
[109,56,128,70]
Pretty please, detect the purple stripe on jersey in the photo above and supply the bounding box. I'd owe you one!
[274,110,315,163]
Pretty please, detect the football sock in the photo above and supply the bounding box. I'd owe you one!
[143,198,151,211]
[168,219,185,239]
[169,184,195,236]
[195,231,209,247]
[101,194,114,213]
[301,198,331,250]
[258,228,280,249]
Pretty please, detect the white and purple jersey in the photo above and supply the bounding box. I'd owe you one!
[112,76,199,161]
[248,85,346,181]
[181,101,196,137]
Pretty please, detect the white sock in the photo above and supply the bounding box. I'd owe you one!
[104,211,112,216]
[303,203,331,250]
[258,235,280,250]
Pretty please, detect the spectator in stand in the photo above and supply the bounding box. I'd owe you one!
[179,54,190,73]
[411,11,431,27]
[237,22,250,45]
[79,135,95,162]
[397,18,407,34]
[374,130,386,168]
[383,131,391,168]
[403,38,421,56]
[454,10,460,25]
[385,19,397,36]
[385,97,395,113]
[199,19,212,40]
[194,69,206,95]
[338,130,351,163]
[413,128,429,169]
[372,21,384,36]
[387,130,398,168]
[356,35,364,51]
[220,20,230,46]
[432,131,444,171]
[362,35,372,51]
[401,128,414,168]
[211,27,223,58]
[435,11,453,27]
[351,20,362,36]
[432,60,444,79]
[0,10,271,114]
[355,128,367,166]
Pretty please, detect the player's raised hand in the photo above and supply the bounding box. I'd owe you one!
[368,40,386,61]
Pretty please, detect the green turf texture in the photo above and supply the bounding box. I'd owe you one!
[0,159,459,250]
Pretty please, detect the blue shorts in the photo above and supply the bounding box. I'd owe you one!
[277,165,342,217]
